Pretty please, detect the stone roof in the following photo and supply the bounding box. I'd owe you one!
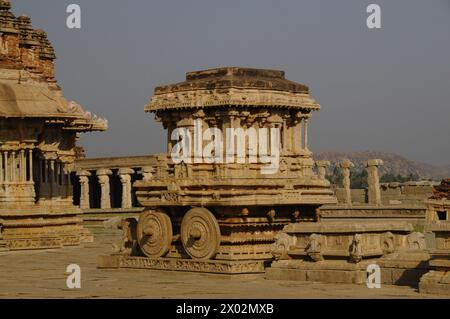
[0,81,71,118]
[146,67,320,112]
[0,80,107,131]
[0,0,107,132]
[155,67,309,95]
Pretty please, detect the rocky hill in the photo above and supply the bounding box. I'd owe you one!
[313,151,450,180]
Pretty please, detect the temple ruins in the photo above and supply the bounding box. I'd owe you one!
[98,67,337,273]
[0,0,107,251]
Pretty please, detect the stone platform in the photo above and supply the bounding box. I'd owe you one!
[420,259,450,295]
[266,251,430,286]
[98,255,267,274]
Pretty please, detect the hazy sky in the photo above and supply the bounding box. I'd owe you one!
[11,0,450,165]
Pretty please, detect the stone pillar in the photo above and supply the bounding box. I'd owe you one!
[77,170,91,209]
[118,168,134,209]
[97,169,112,209]
[281,115,291,154]
[365,159,383,206]
[19,150,24,181]
[303,117,310,151]
[28,149,33,182]
[292,113,302,154]
[339,160,354,205]
[4,151,8,182]
[315,160,330,180]
[0,151,3,183]
[11,151,16,181]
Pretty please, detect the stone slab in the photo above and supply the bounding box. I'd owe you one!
[97,255,267,274]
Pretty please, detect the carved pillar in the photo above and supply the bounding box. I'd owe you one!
[3,151,8,183]
[292,113,302,154]
[315,160,330,180]
[0,151,3,183]
[303,117,310,151]
[11,151,16,182]
[365,159,383,206]
[18,150,24,182]
[339,160,354,206]
[64,163,74,200]
[28,149,33,182]
[97,169,112,209]
[77,170,91,209]
[49,159,55,198]
[118,168,134,209]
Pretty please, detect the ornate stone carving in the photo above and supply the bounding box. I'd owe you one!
[180,207,221,260]
[381,231,395,254]
[349,234,363,263]
[271,232,297,261]
[137,209,173,258]
[306,233,324,262]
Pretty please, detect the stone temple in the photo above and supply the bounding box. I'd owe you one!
[98,67,337,272]
[0,0,107,251]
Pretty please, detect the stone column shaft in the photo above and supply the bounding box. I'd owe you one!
[97,169,112,209]
[11,151,15,182]
[292,120,302,153]
[0,151,3,183]
[339,160,354,205]
[77,170,91,209]
[4,152,8,182]
[28,149,33,182]
[365,159,383,206]
[21,150,24,181]
[303,118,309,151]
[118,168,134,209]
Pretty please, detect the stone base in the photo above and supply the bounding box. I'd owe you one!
[377,250,430,286]
[0,239,7,252]
[419,258,450,296]
[419,271,450,295]
[0,206,93,251]
[266,250,430,286]
[266,260,371,284]
[97,255,267,274]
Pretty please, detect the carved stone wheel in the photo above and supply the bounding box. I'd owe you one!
[137,209,173,259]
[180,207,221,260]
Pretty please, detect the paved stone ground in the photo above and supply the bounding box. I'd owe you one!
[0,227,444,299]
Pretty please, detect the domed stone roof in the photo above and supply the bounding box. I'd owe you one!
[0,0,107,131]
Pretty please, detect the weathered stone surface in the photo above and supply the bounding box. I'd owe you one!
[98,255,266,274]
